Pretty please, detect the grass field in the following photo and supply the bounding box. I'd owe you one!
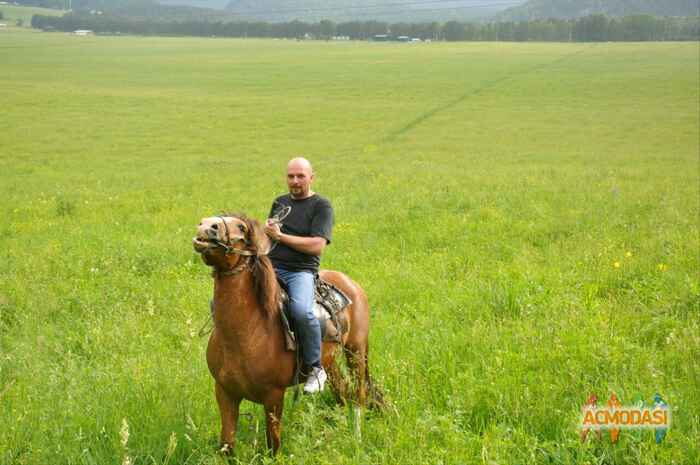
[0,30,698,464]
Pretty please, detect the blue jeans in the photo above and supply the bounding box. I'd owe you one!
[274,267,321,368]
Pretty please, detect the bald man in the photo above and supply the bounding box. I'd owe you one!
[264,157,334,393]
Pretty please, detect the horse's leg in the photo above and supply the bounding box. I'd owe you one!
[215,382,240,454]
[263,389,285,454]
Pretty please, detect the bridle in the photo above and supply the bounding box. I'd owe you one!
[214,216,259,256]
[211,215,266,278]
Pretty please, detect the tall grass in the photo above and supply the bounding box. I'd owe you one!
[0,31,698,464]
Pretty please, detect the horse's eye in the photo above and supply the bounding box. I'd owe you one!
[238,224,245,232]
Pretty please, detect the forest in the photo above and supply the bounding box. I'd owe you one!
[31,12,700,41]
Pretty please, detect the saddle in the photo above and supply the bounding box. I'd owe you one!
[278,277,352,351]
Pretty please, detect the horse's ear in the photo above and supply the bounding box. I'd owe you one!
[242,217,269,255]
[252,219,272,255]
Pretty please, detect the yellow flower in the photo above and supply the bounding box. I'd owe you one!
[625,251,633,258]
[613,261,621,269]
[657,263,668,272]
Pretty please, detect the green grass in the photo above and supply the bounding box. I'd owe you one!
[0,4,64,27]
[0,30,698,464]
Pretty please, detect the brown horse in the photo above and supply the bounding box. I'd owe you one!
[192,214,381,454]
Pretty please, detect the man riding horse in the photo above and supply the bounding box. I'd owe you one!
[263,157,333,394]
[193,157,381,453]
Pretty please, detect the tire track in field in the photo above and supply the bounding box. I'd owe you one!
[382,44,594,144]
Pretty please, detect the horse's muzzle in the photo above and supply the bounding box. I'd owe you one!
[192,236,212,253]
[194,218,226,253]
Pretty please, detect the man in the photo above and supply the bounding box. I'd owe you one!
[264,157,334,393]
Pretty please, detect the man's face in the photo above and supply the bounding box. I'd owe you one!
[287,163,313,199]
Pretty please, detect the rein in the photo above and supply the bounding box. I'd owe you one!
[212,257,251,279]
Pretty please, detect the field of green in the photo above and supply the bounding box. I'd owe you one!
[0,4,64,27]
[1,30,698,464]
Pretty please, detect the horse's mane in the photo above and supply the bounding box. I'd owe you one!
[228,213,280,319]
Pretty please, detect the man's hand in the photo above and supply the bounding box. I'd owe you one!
[264,219,282,241]
[264,218,327,256]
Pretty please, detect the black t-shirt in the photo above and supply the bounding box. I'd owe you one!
[267,193,334,272]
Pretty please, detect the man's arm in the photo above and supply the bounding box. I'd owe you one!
[279,232,327,256]
[264,221,327,256]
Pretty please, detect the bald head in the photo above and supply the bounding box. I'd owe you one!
[286,157,315,199]
[287,157,313,176]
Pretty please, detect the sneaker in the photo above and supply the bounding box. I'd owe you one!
[303,366,327,394]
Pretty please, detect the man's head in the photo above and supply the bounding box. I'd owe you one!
[286,157,314,199]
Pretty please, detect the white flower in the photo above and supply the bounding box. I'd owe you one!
[119,418,129,448]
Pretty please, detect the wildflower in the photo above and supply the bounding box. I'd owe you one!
[119,418,129,449]
[186,414,198,432]
[665,330,675,345]
[120,418,132,465]
[613,261,621,269]
[625,251,633,258]
[166,432,177,458]
[658,264,668,272]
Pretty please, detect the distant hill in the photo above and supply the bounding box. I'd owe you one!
[14,0,238,20]
[495,0,700,21]
[20,0,700,23]
[15,0,164,12]
[63,0,239,20]
[0,3,64,26]
[20,0,529,22]
[158,0,229,9]
[73,0,158,12]
[12,0,75,9]
[225,0,528,23]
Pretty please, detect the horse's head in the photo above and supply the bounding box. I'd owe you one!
[193,214,271,271]
[193,214,279,317]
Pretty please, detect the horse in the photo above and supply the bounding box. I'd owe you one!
[192,213,382,454]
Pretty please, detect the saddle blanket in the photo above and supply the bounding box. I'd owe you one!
[278,278,352,351]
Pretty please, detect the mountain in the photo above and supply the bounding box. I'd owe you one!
[67,0,239,20]
[158,0,229,9]
[495,0,700,21]
[15,0,174,12]
[225,0,528,23]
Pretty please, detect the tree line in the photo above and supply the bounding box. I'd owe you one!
[31,13,700,42]
[494,0,700,22]
[14,0,65,8]
[446,15,700,41]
